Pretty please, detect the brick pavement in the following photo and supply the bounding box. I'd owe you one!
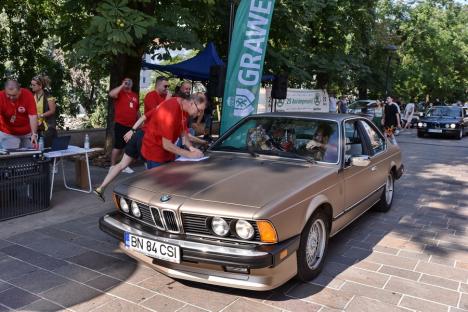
[0,129,467,312]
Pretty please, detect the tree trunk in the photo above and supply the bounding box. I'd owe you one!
[105,53,142,155]
[316,72,329,89]
[358,80,368,99]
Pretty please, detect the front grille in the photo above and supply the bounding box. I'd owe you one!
[116,195,181,233]
[182,213,261,241]
[162,210,179,232]
[150,207,164,229]
[137,203,154,225]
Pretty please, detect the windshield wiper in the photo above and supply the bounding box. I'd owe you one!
[269,150,317,164]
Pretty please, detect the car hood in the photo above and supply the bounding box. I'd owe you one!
[118,154,336,208]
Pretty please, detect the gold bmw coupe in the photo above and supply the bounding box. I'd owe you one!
[100,112,404,290]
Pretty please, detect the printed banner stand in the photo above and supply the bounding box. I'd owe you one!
[220,0,276,134]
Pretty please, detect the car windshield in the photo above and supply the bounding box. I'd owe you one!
[211,117,340,163]
[426,107,461,118]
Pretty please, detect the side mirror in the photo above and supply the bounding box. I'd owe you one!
[351,155,371,167]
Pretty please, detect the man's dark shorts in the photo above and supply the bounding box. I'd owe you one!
[124,129,144,159]
[114,122,132,149]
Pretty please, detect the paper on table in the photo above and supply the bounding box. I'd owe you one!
[175,156,210,162]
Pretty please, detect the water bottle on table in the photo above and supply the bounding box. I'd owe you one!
[38,137,44,151]
[84,134,90,150]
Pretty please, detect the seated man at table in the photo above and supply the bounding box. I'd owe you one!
[0,80,38,149]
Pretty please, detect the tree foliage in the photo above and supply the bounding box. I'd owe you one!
[1,0,466,134]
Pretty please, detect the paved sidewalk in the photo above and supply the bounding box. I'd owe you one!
[0,129,467,312]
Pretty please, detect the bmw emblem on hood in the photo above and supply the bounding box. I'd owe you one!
[160,194,171,202]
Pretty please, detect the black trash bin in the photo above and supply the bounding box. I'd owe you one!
[0,151,51,221]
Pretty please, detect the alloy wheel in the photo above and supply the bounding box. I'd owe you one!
[305,219,327,270]
[385,174,394,205]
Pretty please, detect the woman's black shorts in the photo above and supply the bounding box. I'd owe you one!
[124,129,144,160]
[114,122,132,149]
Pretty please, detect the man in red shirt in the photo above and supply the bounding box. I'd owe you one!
[109,78,140,169]
[176,81,191,97]
[0,80,38,149]
[142,93,206,169]
[143,76,170,114]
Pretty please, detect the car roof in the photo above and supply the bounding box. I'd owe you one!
[255,112,356,122]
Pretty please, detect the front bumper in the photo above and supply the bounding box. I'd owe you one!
[99,212,300,290]
[417,128,459,135]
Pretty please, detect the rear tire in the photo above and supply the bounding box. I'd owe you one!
[296,210,330,282]
[373,172,394,212]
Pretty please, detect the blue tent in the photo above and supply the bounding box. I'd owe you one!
[141,42,225,81]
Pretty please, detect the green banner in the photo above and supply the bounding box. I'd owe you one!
[220,0,276,134]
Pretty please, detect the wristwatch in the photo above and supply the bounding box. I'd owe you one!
[131,128,136,133]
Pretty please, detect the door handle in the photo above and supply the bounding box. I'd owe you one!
[371,166,377,172]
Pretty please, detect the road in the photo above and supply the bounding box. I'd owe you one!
[0,128,467,312]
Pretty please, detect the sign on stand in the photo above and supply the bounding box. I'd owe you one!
[257,88,330,113]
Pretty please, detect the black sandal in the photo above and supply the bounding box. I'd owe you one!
[93,188,105,202]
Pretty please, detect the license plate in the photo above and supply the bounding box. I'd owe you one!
[124,233,180,263]
[428,129,442,133]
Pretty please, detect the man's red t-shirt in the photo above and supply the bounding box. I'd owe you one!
[144,90,166,114]
[141,97,187,163]
[0,88,37,135]
[114,90,139,127]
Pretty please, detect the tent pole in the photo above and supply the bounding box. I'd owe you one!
[228,0,235,52]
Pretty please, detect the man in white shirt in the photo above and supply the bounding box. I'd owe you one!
[329,94,337,113]
[403,102,415,129]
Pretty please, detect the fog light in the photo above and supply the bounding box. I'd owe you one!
[235,220,255,240]
[450,123,456,129]
[224,266,249,274]
[119,197,129,213]
[131,201,141,218]
[211,217,229,236]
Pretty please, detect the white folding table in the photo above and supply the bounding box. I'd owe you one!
[44,146,102,200]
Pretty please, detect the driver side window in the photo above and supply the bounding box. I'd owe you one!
[344,120,366,161]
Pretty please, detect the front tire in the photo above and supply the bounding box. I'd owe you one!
[296,211,330,282]
[374,172,394,212]
[417,131,424,138]
[456,127,463,140]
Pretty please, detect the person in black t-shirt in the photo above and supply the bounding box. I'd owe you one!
[382,96,401,144]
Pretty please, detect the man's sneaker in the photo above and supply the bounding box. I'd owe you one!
[93,188,105,202]
[122,167,134,174]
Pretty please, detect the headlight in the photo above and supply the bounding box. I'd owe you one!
[423,123,427,127]
[211,217,230,236]
[450,123,456,129]
[119,197,129,213]
[131,201,141,218]
[235,220,255,240]
[417,122,423,127]
[445,124,450,128]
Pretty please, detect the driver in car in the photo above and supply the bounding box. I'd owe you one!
[306,123,337,161]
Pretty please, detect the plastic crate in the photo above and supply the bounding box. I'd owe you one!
[0,153,51,221]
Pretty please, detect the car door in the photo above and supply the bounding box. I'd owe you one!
[358,119,388,192]
[463,108,468,132]
[337,119,378,229]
